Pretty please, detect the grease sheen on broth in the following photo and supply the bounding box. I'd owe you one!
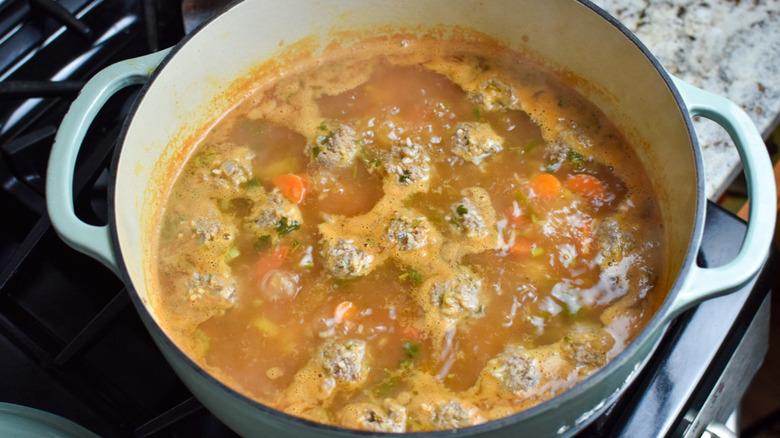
[155,35,666,432]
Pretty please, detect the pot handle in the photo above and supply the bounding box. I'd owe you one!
[46,49,170,275]
[665,77,776,319]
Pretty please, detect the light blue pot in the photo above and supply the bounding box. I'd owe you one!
[45,0,775,436]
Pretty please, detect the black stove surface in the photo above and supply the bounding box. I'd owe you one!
[0,1,774,437]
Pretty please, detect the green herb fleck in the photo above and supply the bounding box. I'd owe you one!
[253,235,272,252]
[318,131,335,146]
[399,174,410,183]
[373,369,400,397]
[456,205,469,215]
[275,217,301,238]
[242,176,261,189]
[311,145,322,159]
[194,150,216,167]
[563,336,572,343]
[510,139,541,156]
[567,149,587,169]
[408,269,423,285]
[399,269,424,285]
[291,240,301,253]
[401,341,421,359]
[472,108,482,120]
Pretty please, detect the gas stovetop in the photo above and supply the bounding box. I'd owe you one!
[0,1,774,437]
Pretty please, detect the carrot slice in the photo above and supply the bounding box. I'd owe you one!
[402,325,420,341]
[254,245,290,284]
[504,206,531,228]
[574,222,592,254]
[529,173,563,198]
[510,236,534,256]
[566,174,606,202]
[272,173,309,204]
[333,301,356,324]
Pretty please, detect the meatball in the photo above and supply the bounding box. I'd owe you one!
[203,146,255,190]
[191,215,234,245]
[427,400,479,429]
[595,218,635,269]
[306,121,360,168]
[468,78,519,112]
[563,325,615,372]
[318,339,368,383]
[486,346,541,396]
[185,272,236,303]
[450,197,487,239]
[338,401,406,433]
[385,211,433,251]
[430,268,484,321]
[322,238,375,279]
[383,138,431,186]
[247,188,303,239]
[451,122,504,165]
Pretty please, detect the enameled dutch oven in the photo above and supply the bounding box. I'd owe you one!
[45,0,776,436]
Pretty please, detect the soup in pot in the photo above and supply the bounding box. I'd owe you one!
[154,34,666,432]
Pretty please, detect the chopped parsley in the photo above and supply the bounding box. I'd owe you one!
[456,205,469,215]
[472,107,482,120]
[193,150,216,167]
[253,235,272,252]
[509,139,540,156]
[275,217,301,238]
[401,341,421,359]
[242,176,261,189]
[399,268,424,285]
[567,149,588,169]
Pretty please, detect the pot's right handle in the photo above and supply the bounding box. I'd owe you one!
[46,49,170,275]
[665,77,776,319]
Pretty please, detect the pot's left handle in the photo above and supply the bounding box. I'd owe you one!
[665,77,776,319]
[46,49,170,275]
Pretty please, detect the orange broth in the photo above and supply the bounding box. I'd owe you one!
[155,35,666,432]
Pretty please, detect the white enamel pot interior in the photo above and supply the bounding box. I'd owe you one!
[45,0,775,436]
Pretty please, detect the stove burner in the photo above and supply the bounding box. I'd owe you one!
[28,0,92,38]
[0,80,85,99]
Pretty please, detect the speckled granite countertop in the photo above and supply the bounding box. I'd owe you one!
[591,0,780,199]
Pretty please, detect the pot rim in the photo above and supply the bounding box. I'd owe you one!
[107,0,704,435]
